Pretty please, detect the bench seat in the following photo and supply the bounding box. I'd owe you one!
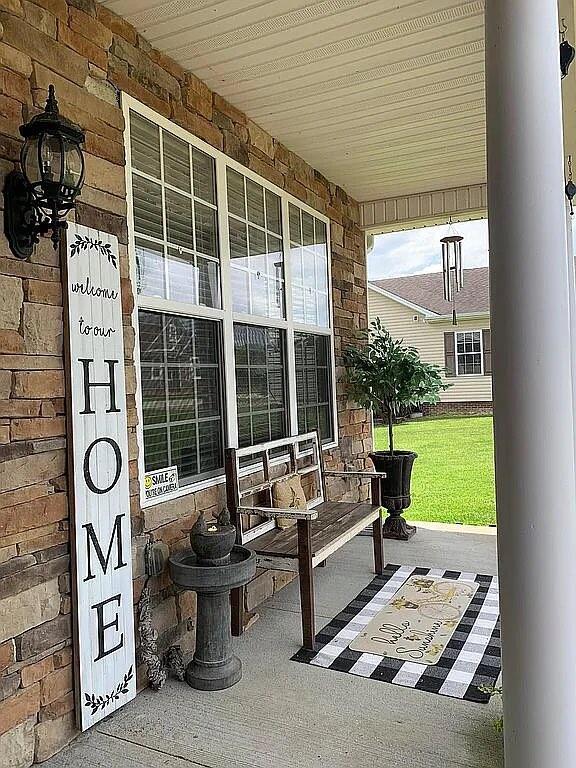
[249,500,381,569]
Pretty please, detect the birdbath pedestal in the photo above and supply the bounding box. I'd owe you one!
[169,509,256,691]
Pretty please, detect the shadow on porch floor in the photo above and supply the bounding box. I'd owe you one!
[45,528,503,768]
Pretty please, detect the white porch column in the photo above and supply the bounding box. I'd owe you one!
[486,2,576,767]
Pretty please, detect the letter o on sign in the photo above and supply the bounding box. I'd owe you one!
[83,437,122,495]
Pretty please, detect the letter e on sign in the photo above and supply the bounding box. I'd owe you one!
[65,224,135,730]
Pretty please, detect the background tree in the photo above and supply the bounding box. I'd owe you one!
[344,318,449,453]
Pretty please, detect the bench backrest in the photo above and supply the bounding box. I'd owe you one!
[225,431,325,544]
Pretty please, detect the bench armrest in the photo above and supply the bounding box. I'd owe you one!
[238,505,318,521]
[324,470,387,479]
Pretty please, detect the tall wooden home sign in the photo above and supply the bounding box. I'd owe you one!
[64,223,136,730]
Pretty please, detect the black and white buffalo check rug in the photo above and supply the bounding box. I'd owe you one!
[292,564,501,702]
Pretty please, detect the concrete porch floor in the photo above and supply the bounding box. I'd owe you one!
[45,528,503,768]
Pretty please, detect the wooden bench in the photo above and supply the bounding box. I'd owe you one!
[224,432,386,650]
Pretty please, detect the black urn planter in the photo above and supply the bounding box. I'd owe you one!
[369,450,417,540]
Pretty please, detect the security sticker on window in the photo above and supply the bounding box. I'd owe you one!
[144,466,179,500]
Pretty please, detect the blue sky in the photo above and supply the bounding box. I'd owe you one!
[368,219,489,280]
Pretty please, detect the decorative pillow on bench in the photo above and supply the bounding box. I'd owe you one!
[272,474,307,530]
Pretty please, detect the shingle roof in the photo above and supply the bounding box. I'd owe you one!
[370,267,490,316]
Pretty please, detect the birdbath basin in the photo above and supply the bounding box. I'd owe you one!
[169,510,256,691]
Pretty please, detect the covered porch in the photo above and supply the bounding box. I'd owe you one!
[44,527,502,768]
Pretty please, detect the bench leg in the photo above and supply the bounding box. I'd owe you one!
[372,512,385,575]
[231,586,244,637]
[297,519,316,651]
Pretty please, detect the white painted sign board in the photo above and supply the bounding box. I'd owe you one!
[65,223,136,730]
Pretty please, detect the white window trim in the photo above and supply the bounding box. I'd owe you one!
[455,329,484,377]
[122,95,339,509]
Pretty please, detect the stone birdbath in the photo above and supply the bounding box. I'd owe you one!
[169,508,256,691]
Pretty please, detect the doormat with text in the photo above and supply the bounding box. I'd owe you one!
[292,564,500,702]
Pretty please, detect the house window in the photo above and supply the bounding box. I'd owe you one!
[289,204,329,327]
[234,324,287,448]
[139,311,225,484]
[130,112,220,308]
[125,99,337,503]
[227,168,284,318]
[456,331,483,375]
[294,333,334,443]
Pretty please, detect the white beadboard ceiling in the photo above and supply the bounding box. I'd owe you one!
[103,0,486,202]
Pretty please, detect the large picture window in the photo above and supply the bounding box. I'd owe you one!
[126,98,336,504]
[294,333,334,443]
[234,324,287,448]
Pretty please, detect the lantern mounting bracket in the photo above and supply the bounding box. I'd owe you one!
[3,170,52,260]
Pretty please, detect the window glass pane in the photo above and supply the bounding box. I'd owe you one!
[294,332,334,443]
[234,324,287,448]
[138,310,224,486]
[163,132,190,191]
[130,113,160,178]
[135,238,165,299]
[165,189,193,250]
[144,427,168,471]
[141,366,166,424]
[139,311,164,362]
[302,212,315,246]
[246,179,265,227]
[266,190,281,235]
[197,256,220,308]
[192,148,215,204]
[289,203,301,244]
[227,168,245,218]
[195,202,217,257]
[166,246,196,304]
[132,174,163,240]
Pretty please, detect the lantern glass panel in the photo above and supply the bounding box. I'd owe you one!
[39,134,63,186]
[63,140,83,192]
[22,137,42,186]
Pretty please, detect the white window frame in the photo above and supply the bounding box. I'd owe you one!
[455,329,484,376]
[123,95,338,509]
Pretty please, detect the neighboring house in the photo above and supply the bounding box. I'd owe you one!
[368,267,492,416]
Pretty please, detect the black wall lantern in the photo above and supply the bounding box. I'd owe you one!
[4,85,85,259]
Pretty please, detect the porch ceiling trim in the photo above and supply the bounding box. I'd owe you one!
[361,183,487,233]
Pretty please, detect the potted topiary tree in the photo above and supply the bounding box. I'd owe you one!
[344,319,448,540]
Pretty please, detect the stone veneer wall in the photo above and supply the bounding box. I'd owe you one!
[0,0,371,762]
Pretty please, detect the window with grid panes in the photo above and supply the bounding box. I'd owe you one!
[289,204,329,327]
[227,168,284,318]
[129,111,225,485]
[130,112,220,308]
[456,331,483,375]
[139,311,224,483]
[294,332,334,443]
[234,324,288,448]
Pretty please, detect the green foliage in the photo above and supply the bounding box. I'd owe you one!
[344,319,449,451]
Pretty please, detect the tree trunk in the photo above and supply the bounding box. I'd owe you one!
[387,409,394,454]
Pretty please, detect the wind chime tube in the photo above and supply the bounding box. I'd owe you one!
[457,239,464,290]
[442,242,451,301]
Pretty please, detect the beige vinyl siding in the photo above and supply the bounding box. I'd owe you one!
[368,288,492,402]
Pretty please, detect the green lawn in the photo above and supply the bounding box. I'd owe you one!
[374,416,496,526]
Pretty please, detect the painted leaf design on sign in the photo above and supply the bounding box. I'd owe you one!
[70,233,117,269]
[83,665,134,715]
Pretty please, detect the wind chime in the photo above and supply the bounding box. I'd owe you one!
[440,218,463,326]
